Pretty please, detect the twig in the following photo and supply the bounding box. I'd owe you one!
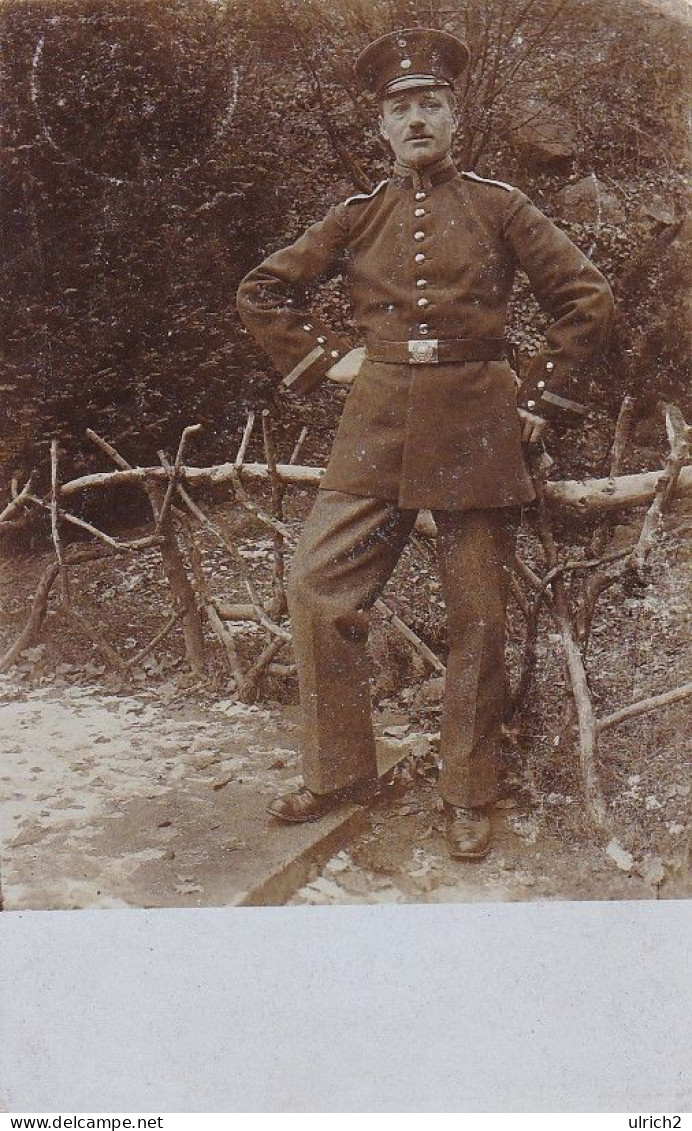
[596,405,690,592]
[0,474,33,522]
[610,394,638,473]
[163,465,265,612]
[289,426,309,467]
[266,662,296,677]
[57,460,692,512]
[160,457,293,677]
[261,409,286,617]
[23,492,163,551]
[514,552,550,600]
[181,516,244,685]
[598,682,692,734]
[631,404,689,570]
[375,597,445,675]
[87,429,206,676]
[577,396,639,644]
[509,574,531,620]
[155,424,201,531]
[0,546,111,673]
[235,411,256,468]
[536,544,633,600]
[148,480,206,679]
[238,635,288,703]
[528,449,610,832]
[215,602,262,621]
[86,427,132,471]
[214,599,291,641]
[229,466,291,540]
[125,611,183,670]
[50,441,70,605]
[509,575,540,718]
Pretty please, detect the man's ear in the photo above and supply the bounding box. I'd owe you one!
[378,115,388,142]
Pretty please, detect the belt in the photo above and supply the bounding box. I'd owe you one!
[365,337,509,366]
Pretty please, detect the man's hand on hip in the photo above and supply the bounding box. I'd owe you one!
[517,407,549,444]
[327,346,365,386]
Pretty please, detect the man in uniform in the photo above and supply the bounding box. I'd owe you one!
[237,28,614,859]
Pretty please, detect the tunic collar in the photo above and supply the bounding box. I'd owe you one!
[391,154,458,190]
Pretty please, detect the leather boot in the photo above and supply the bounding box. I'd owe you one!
[267,779,379,824]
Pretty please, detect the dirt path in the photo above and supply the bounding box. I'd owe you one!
[1,672,687,909]
[0,676,327,908]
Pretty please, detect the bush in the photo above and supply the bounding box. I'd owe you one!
[1,0,689,492]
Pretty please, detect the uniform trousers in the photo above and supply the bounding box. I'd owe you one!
[287,489,518,809]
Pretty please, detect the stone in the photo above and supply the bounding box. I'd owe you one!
[512,98,578,170]
[420,676,445,704]
[606,838,635,872]
[557,175,625,224]
[638,194,676,226]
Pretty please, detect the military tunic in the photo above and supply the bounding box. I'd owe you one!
[237,158,614,510]
[236,159,614,805]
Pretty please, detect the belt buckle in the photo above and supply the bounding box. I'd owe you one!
[408,338,439,364]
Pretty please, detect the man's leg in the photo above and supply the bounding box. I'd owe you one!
[286,489,416,798]
[434,507,519,838]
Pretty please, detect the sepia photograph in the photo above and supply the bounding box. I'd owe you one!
[0,0,690,916]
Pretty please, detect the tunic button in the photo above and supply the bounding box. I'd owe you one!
[317,336,326,344]
[546,360,555,371]
[302,324,313,331]
[414,252,425,262]
[415,191,426,201]
[414,231,425,241]
[527,400,536,409]
[537,380,546,390]
[418,324,429,335]
[414,208,425,217]
[416,279,428,287]
[417,297,429,308]
[330,350,339,359]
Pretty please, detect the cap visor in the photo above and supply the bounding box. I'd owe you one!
[382,75,452,95]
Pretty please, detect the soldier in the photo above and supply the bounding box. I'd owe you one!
[237,28,614,859]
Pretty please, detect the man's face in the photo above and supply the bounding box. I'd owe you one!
[379,87,457,169]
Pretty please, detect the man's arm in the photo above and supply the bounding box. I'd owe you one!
[502,191,615,425]
[237,205,353,396]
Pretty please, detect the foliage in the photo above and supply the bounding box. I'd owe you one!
[0,0,689,491]
[0,0,291,483]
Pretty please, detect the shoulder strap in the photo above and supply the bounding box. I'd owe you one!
[344,179,389,206]
[461,169,515,193]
